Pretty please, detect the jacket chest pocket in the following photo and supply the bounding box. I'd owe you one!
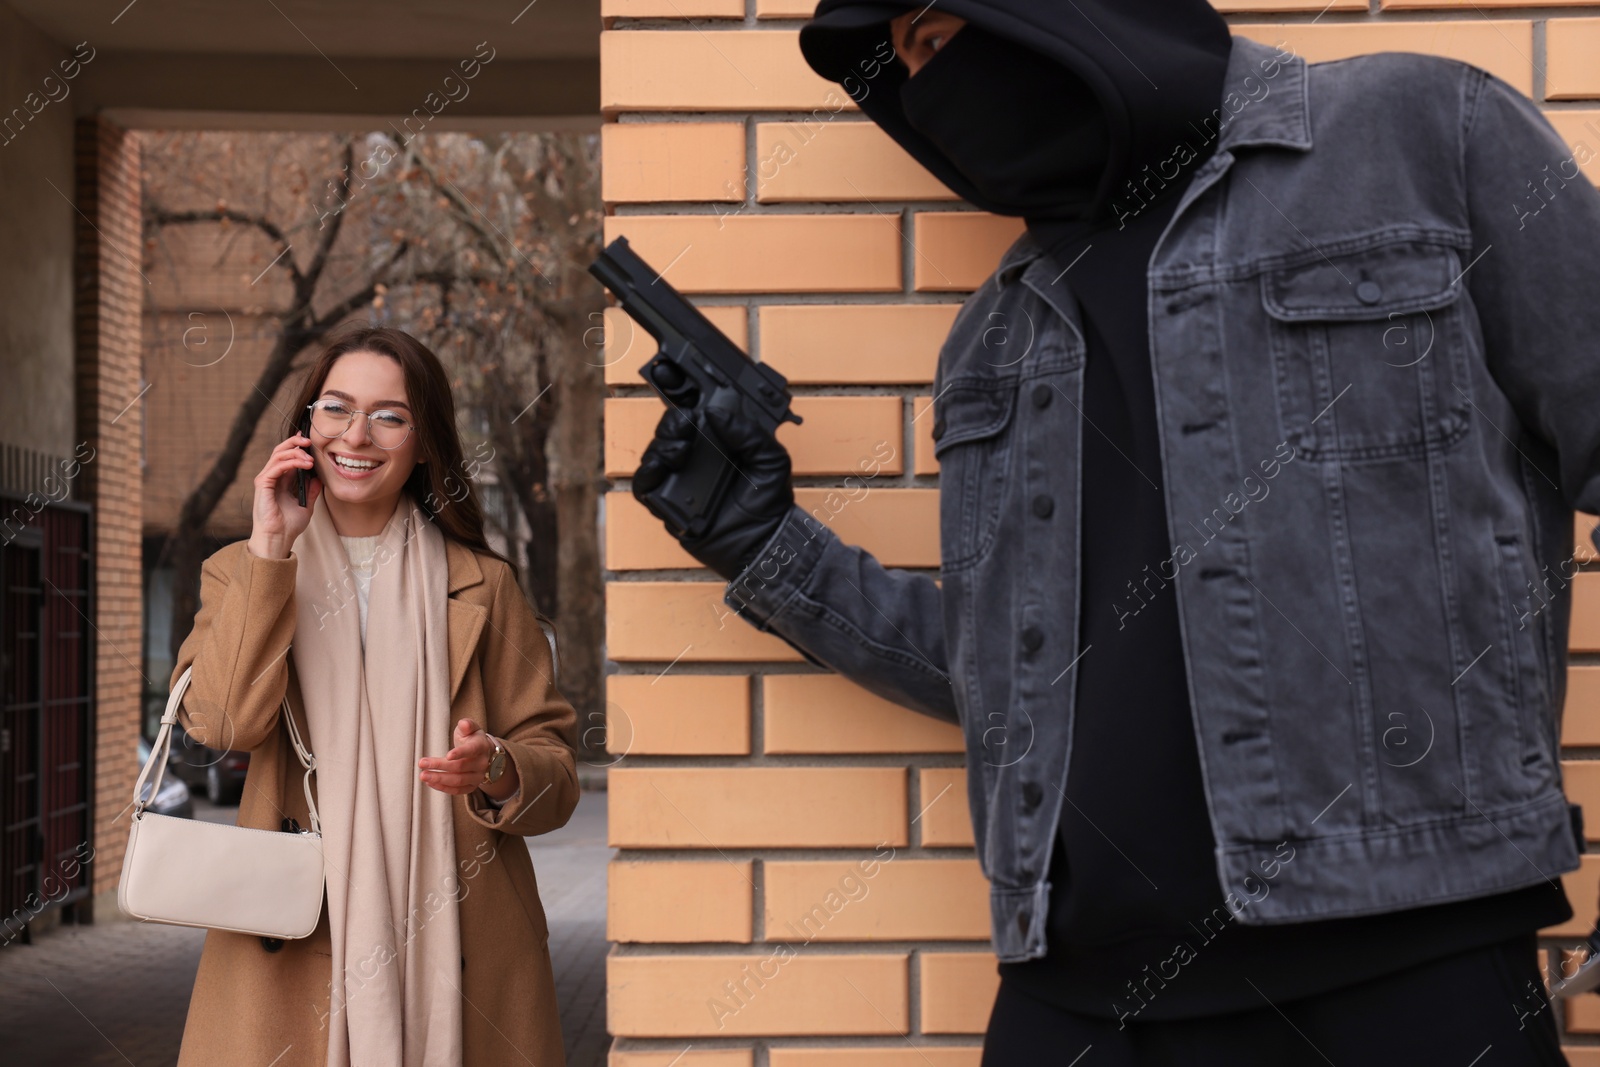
[1262,241,1472,462]
[932,381,1018,573]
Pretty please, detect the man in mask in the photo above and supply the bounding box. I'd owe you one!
[631,1,1600,1062]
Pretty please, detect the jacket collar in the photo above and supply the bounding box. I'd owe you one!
[994,34,1312,284]
[446,536,486,595]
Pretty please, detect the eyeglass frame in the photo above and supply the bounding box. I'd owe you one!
[305,398,416,450]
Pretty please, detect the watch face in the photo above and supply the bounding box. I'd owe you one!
[488,746,508,783]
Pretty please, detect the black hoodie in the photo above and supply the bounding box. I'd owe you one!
[800,0,1569,1021]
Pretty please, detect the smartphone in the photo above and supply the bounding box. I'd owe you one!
[296,409,314,508]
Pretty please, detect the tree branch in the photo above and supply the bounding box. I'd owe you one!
[146,207,304,288]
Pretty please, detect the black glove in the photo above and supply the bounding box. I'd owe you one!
[633,398,795,580]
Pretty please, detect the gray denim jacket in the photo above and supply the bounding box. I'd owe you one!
[724,35,1600,963]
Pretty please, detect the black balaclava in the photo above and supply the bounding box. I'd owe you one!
[896,23,1111,221]
[798,0,1235,250]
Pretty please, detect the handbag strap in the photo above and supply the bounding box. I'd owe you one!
[133,662,321,835]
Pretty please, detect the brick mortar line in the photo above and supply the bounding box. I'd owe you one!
[609,201,979,215]
[604,754,963,768]
[608,942,991,957]
[605,11,1599,26]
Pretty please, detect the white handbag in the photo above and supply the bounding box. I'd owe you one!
[118,664,326,939]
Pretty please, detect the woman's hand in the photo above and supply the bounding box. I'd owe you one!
[420,718,520,800]
[248,433,321,559]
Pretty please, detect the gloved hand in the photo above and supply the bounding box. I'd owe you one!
[633,399,795,580]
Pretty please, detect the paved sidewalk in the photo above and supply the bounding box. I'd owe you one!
[0,791,612,1066]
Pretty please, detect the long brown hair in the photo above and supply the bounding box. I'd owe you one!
[284,325,519,583]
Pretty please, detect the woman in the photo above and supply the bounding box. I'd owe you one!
[172,325,577,1067]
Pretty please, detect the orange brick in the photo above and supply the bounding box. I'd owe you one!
[606,581,804,662]
[608,953,908,1036]
[609,767,909,847]
[1545,854,1600,937]
[1383,0,1591,6]
[606,491,699,570]
[609,860,754,942]
[602,122,746,203]
[606,488,939,572]
[1231,22,1535,96]
[604,0,743,14]
[1564,667,1600,748]
[759,304,956,384]
[1562,760,1600,841]
[770,1050,981,1067]
[601,31,856,112]
[764,858,989,941]
[920,953,1000,1035]
[757,0,1364,13]
[1548,18,1600,101]
[754,0,817,15]
[794,487,939,568]
[612,1052,753,1067]
[912,213,1027,292]
[605,395,905,477]
[603,304,749,387]
[1575,573,1600,652]
[606,674,750,755]
[913,395,939,475]
[1578,511,1600,563]
[1221,0,1364,8]
[603,214,902,294]
[918,768,974,848]
[755,122,957,202]
[764,675,961,754]
[1563,1047,1600,1066]
[1569,993,1600,1032]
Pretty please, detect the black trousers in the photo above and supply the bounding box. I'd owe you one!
[981,932,1567,1067]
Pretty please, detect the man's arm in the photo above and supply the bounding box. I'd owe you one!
[1462,67,1600,533]
[723,503,957,723]
[634,401,958,723]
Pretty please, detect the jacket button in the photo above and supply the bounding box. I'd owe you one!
[1021,626,1044,652]
[931,416,947,441]
[1031,384,1052,409]
[1355,279,1383,305]
[1031,494,1054,519]
[1022,781,1043,809]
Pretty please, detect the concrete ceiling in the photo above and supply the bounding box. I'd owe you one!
[6,0,603,123]
[9,0,600,60]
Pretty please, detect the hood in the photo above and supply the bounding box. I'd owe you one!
[798,0,1234,226]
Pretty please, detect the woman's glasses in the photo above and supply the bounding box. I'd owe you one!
[307,399,414,450]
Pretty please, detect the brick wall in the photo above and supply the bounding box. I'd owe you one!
[74,117,144,901]
[598,3,1600,1062]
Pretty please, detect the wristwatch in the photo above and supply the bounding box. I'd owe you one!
[483,736,508,786]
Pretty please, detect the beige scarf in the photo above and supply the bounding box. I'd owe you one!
[292,493,464,1066]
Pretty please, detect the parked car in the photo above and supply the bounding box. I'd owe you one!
[167,730,251,806]
[143,690,251,805]
[136,736,194,819]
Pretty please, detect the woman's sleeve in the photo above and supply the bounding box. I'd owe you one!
[170,542,300,753]
[464,561,579,836]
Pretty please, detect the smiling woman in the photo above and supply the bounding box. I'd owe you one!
[170,324,578,1066]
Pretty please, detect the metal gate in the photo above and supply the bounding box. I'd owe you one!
[0,498,93,943]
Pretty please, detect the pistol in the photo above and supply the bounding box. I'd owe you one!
[589,235,802,540]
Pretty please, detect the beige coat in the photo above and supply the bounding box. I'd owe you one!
[171,537,578,1067]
